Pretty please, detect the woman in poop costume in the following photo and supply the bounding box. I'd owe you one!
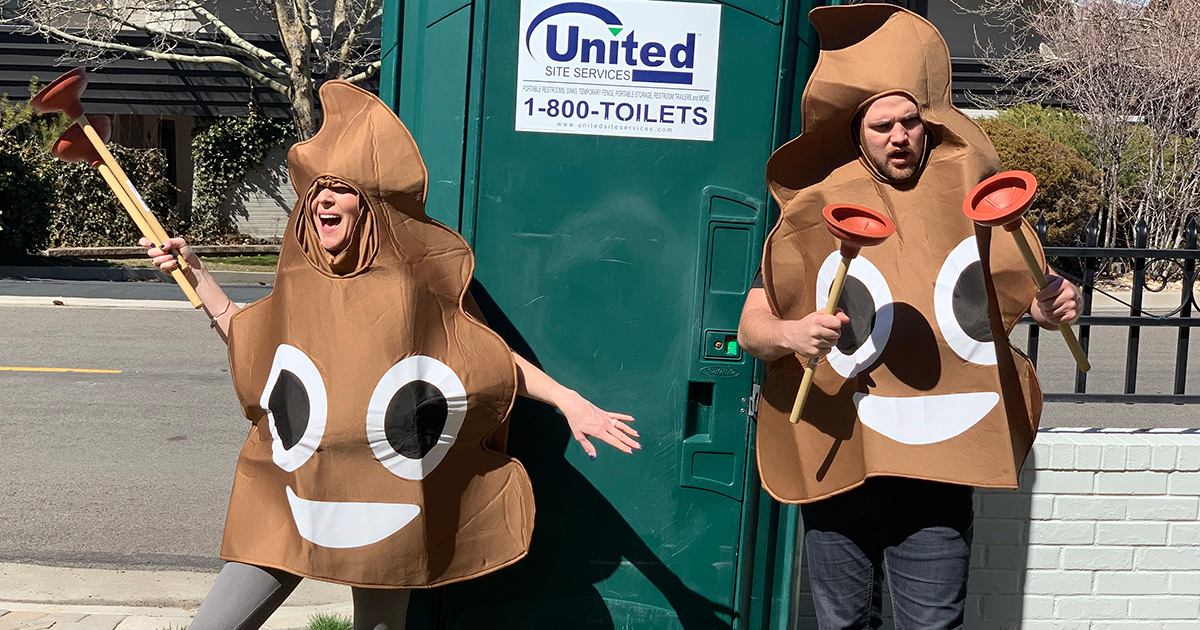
[739,4,1080,626]
[144,81,639,630]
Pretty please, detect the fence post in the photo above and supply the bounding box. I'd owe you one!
[1176,218,1198,396]
[1126,218,1148,395]
[1076,216,1099,394]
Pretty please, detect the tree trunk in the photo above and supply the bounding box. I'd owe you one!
[290,80,319,140]
[274,0,319,140]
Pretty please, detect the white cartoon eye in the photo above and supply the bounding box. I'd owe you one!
[934,236,997,365]
[366,356,468,481]
[817,251,894,378]
[261,344,328,472]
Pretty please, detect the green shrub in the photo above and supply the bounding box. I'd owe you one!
[190,114,293,241]
[993,104,1095,165]
[0,81,69,258]
[0,135,55,257]
[46,144,180,247]
[981,118,1102,246]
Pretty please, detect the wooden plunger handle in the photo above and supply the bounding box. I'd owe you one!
[76,115,192,273]
[789,255,853,424]
[1010,228,1091,373]
[95,163,205,309]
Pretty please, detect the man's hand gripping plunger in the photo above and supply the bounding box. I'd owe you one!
[790,310,851,362]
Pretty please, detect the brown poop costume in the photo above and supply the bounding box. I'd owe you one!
[758,4,1044,504]
[221,81,534,588]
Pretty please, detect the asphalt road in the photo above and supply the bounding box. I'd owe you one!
[0,304,247,571]
[0,279,1196,572]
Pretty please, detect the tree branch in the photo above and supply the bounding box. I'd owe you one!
[88,7,289,79]
[341,59,380,85]
[336,0,380,78]
[184,0,290,75]
[303,0,326,65]
[35,23,290,94]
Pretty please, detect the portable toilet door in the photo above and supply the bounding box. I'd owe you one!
[379,0,822,627]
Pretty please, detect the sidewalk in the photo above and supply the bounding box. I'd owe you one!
[0,564,352,630]
[0,267,274,285]
[1088,287,1192,313]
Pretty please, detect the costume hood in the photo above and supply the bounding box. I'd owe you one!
[221,81,534,587]
[758,4,1043,503]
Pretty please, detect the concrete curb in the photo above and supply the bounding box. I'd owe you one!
[0,563,352,630]
[0,267,273,285]
[0,602,353,630]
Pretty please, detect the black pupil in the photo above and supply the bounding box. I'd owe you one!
[385,381,448,459]
[836,276,876,354]
[953,261,994,343]
[269,370,309,450]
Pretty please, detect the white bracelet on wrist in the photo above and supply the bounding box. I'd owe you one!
[209,300,233,328]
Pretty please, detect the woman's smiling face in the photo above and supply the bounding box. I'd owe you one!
[311,184,361,254]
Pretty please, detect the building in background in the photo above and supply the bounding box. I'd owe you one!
[0,0,1016,239]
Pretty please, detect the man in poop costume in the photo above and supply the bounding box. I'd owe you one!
[143,81,638,630]
[738,5,1082,628]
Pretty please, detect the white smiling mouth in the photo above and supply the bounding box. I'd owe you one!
[286,486,420,549]
[317,213,342,228]
[853,392,999,445]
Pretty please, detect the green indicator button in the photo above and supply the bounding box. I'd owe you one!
[703,330,742,361]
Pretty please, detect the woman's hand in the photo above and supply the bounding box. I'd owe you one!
[555,390,640,460]
[141,236,238,342]
[140,236,200,275]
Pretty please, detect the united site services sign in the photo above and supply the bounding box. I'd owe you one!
[516,0,722,141]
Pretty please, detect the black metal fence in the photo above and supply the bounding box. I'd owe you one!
[1025,215,1200,403]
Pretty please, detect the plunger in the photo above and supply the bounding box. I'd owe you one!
[963,170,1090,372]
[31,68,198,280]
[789,204,896,424]
[52,118,205,308]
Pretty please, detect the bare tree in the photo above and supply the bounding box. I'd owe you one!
[1133,0,1200,250]
[3,0,383,139]
[964,0,1200,250]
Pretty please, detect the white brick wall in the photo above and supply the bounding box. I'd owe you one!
[792,429,1200,629]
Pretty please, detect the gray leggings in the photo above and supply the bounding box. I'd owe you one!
[189,562,410,630]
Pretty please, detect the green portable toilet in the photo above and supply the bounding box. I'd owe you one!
[378,0,823,627]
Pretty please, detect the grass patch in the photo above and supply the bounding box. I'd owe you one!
[96,255,278,273]
[307,612,352,630]
[209,254,279,267]
[198,255,278,273]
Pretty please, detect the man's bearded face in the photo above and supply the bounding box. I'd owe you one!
[859,95,926,182]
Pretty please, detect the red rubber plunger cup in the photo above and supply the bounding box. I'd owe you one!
[964,171,1090,372]
[52,115,110,166]
[30,67,88,120]
[963,170,1037,231]
[789,204,896,424]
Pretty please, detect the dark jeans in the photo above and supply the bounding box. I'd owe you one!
[800,477,974,630]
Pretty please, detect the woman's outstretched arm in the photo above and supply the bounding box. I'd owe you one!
[142,237,240,343]
[511,352,640,459]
